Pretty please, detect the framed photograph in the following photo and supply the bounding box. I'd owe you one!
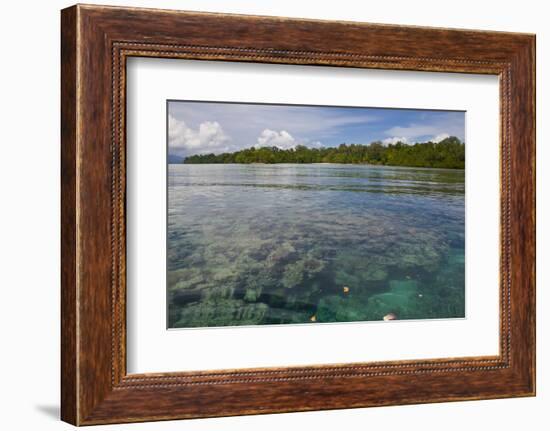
[61,4,536,425]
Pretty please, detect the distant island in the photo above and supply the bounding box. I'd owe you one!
[182,136,465,169]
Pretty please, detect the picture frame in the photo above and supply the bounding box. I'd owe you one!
[60,4,535,425]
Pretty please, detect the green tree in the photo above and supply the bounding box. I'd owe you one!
[183,137,465,169]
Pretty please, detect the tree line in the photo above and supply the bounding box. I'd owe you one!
[183,136,465,169]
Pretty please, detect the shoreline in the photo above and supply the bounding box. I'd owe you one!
[169,162,465,170]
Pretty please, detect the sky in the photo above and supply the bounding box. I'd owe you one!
[168,100,465,157]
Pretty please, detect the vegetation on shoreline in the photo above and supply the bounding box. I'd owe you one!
[182,136,465,169]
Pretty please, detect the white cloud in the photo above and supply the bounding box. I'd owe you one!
[256,130,325,150]
[256,129,297,150]
[168,115,231,155]
[307,140,324,148]
[385,124,440,141]
[431,133,450,143]
[382,136,409,145]
[382,133,452,145]
[384,117,463,143]
[169,102,378,146]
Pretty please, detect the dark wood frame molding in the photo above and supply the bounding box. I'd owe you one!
[61,4,536,425]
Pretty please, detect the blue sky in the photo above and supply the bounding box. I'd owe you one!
[168,100,465,157]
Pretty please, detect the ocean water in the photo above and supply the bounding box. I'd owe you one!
[167,163,465,328]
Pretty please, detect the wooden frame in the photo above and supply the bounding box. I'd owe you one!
[61,4,536,426]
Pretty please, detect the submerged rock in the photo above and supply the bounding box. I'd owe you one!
[393,231,450,273]
[266,242,296,266]
[333,251,389,291]
[282,261,304,289]
[168,267,204,291]
[364,266,388,281]
[281,254,325,289]
[244,288,260,302]
[202,284,235,301]
[172,299,268,328]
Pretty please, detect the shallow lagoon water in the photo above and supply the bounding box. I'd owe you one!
[167,163,465,328]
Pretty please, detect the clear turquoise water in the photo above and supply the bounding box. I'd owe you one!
[167,164,465,328]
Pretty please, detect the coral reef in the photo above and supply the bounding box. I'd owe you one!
[173,299,268,328]
[167,163,465,328]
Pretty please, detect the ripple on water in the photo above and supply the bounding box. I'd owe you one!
[167,164,465,328]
